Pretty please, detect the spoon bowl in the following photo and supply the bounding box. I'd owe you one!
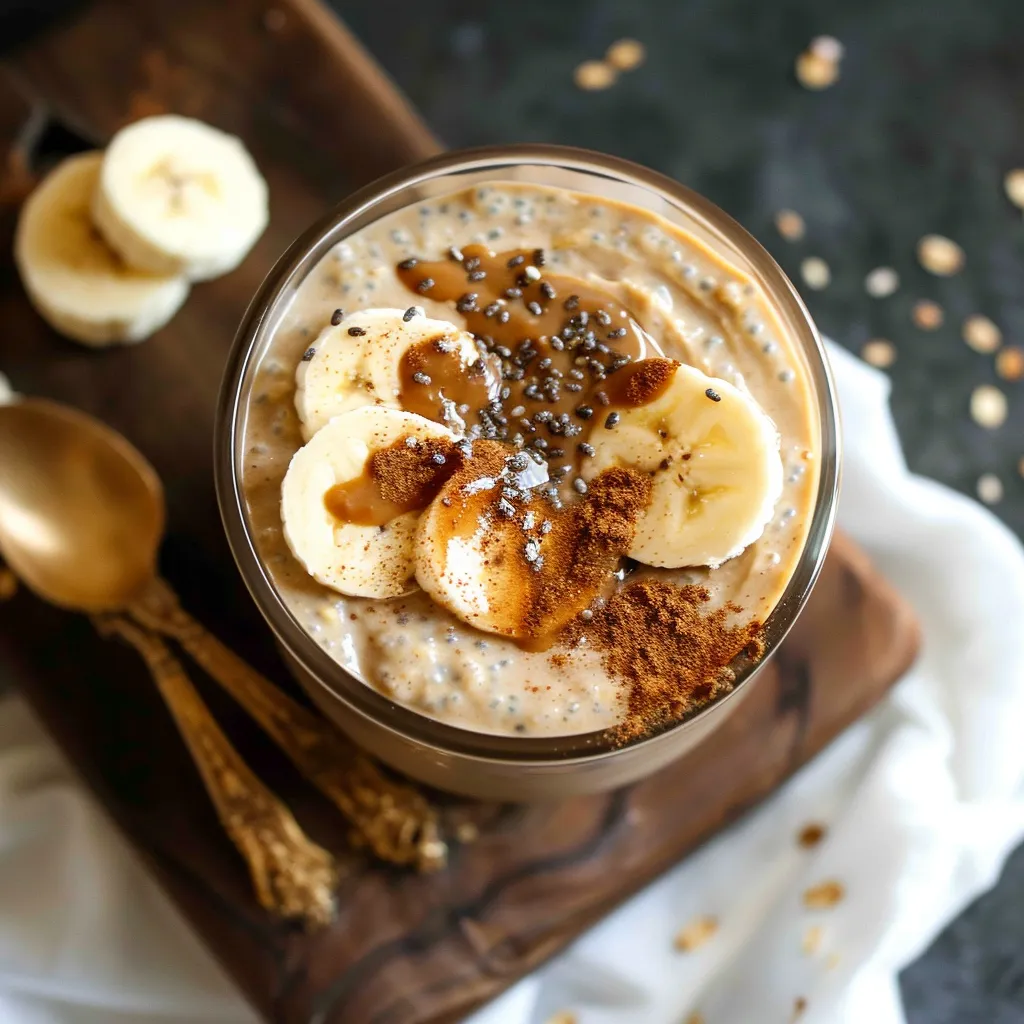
[0,398,164,611]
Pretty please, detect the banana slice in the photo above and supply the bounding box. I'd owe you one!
[281,406,457,599]
[14,152,189,347]
[295,307,496,441]
[584,360,784,569]
[92,115,268,281]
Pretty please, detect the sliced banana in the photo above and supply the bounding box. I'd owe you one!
[14,152,189,347]
[295,307,490,441]
[92,115,268,281]
[281,405,456,599]
[584,360,784,569]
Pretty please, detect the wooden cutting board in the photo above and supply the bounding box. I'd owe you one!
[0,2,921,1021]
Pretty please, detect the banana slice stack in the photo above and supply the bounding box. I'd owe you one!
[15,115,268,347]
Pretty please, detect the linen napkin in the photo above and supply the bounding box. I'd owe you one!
[1,341,1023,1024]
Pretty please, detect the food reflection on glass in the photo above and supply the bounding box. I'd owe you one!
[242,183,818,743]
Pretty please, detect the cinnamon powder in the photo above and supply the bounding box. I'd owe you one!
[565,578,764,743]
[370,436,461,508]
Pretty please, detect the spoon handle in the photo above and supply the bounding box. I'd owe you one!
[95,613,338,927]
[127,577,445,872]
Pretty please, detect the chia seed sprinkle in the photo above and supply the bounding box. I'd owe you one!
[579,608,594,622]
[564,295,580,310]
[464,256,481,271]
[578,441,596,457]
[404,436,419,448]
[430,452,446,465]
[330,308,345,326]
[416,277,435,293]
[595,309,612,326]
[540,282,557,300]
[402,306,422,321]
[533,248,546,266]
[412,372,432,385]
[507,254,525,267]
[498,310,511,323]
[468,269,487,281]
[608,327,628,339]
[604,411,620,428]
[575,405,594,419]
[301,347,316,361]
[596,390,610,406]
[705,388,722,402]
[527,301,543,316]
[447,246,464,262]
[505,287,522,299]
[573,477,589,494]
[398,257,418,270]
[348,326,367,336]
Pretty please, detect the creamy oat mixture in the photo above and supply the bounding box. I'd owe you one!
[240,184,819,737]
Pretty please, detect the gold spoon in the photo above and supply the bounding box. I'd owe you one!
[0,400,445,898]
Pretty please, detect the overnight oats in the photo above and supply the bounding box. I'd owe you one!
[238,177,821,746]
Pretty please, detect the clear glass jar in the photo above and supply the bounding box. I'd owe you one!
[215,145,840,800]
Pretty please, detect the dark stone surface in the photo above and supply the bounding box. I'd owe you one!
[331,1,1024,1021]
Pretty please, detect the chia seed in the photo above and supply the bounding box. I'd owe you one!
[527,300,543,316]
[705,388,722,402]
[532,248,546,266]
[579,608,594,622]
[596,391,610,406]
[564,295,580,311]
[507,254,525,268]
[301,347,316,361]
[540,281,556,300]
[330,308,345,326]
[416,278,435,293]
[595,310,612,326]
[604,411,620,428]
[348,326,366,336]
[403,306,422,321]
[397,257,418,270]
[577,441,596,457]
[456,293,479,313]
[573,478,588,494]
[447,245,464,262]
[413,372,432,385]
[405,436,420,448]
[431,452,446,465]
[468,270,487,281]
[607,327,628,339]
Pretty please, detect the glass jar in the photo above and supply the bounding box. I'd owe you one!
[215,145,840,800]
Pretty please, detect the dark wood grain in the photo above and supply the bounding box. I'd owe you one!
[0,3,920,1022]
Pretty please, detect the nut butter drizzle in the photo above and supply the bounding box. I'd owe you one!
[397,245,672,502]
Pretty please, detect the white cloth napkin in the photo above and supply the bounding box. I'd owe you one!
[1,342,1023,1024]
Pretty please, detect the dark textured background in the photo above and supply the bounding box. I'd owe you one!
[331,2,1024,1022]
[1,0,1022,1020]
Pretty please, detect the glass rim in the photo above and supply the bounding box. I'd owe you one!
[215,142,841,765]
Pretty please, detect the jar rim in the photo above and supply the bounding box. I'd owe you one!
[215,143,840,764]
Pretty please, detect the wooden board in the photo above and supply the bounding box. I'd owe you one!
[0,2,921,1021]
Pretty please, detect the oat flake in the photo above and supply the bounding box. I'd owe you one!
[775,209,806,241]
[606,38,646,71]
[800,256,831,290]
[864,266,899,297]
[803,879,845,908]
[977,473,1004,505]
[970,384,1008,429]
[674,914,719,952]
[996,346,1024,382]
[917,234,965,276]
[912,299,944,330]
[861,339,896,368]
[574,60,616,90]
[962,315,1002,354]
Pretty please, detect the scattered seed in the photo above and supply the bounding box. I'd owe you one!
[996,346,1024,381]
[802,925,823,955]
[347,326,366,336]
[301,347,316,362]
[403,306,422,322]
[604,411,620,428]
[397,257,418,270]
[1005,169,1024,209]
[962,315,1002,353]
[674,915,719,952]
[774,209,806,241]
[977,473,1004,505]
[803,880,845,909]
[912,299,944,330]
[864,266,899,298]
[970,384,1008,429]
[572,477,589,495]
[705,387,722,402]
[577,442,596,457]
[809,35,844,62]
[795,50,839,90]
[800,257,831,290]
[606,38,646,71]
[574,59,616,91]
[330,308,345,326]
[416,277,435,293]
[798,823,827,847]
[412,372,432,385]
[917,234,964,276]
[579,608,594,622]
[861,339,896,368]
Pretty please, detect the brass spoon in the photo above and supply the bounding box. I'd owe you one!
[0,400,444,904]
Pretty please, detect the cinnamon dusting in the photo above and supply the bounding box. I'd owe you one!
[565,578,764,742]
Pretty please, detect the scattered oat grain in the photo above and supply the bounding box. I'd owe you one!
[977,473,1004,505]
[800,256,831,290]
[962,315,1002,354]
[912,299,944,330]
[674,915,719,952]
[792,996,808,1021]
[574,60,617,91]
[917,234,965,276]
[798,823,828,848]
[970,384,1008,429]
[606,38,646,71]
[1005,169,1024,209]
[996,346,1024,382]
[775,209,806,241]
[864,266,899,298]
[0,568,16,601]
[802,925,823,955]
[861,339,896,368]
[795,51,839,90]
[803,880,845,909]
[544,1013,577,1024]
[317,604,339,623]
